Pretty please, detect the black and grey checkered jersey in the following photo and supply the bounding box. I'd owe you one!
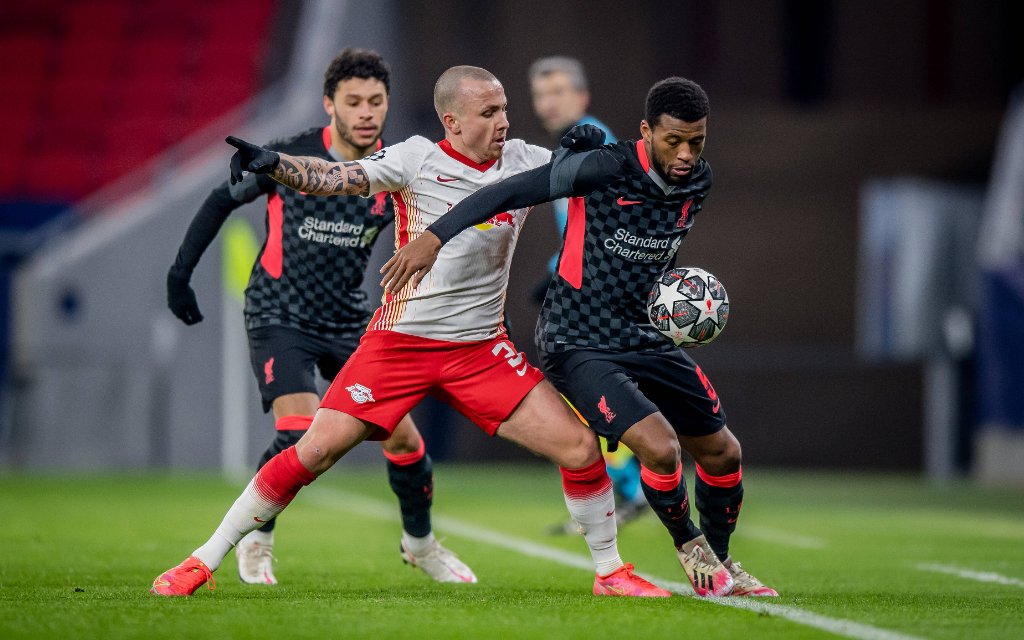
[427,138,712,353]
[231,127,394,333]
[537,140,712,352]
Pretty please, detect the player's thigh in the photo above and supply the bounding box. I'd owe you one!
[435,335,545,437]
[382,414,423,454]
[496,379,602,469]
[635,349,727,439]
[538,348,660,453]
[248,325,323,413]
[321,331,436,439]
[295,407,381,474]
[271,392,321,419]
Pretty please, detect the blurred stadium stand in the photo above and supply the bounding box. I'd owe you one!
[0,0,276,202]
[1,0,1022,481]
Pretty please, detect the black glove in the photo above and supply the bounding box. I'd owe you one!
[167,267,204,325]
[226,136,280,185]
[560,124,606,152]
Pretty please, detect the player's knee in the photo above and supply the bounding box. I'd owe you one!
[381,430,421,455]
[646,437,682,472]
[295,440,333,475]
[697,429,742,473]
[721,437,742,469]
[558,431,602,469]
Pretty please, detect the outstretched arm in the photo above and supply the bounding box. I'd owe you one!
[379,162,556,293]
[379,147,623,293]
[226,136,370,197]
[271,153,370,196]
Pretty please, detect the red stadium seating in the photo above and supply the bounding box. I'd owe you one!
[0,0,278,203]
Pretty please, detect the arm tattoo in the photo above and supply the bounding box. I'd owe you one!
[271,153,370,196]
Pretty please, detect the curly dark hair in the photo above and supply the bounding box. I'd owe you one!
[323,48,391,98]
[644,77,709,127]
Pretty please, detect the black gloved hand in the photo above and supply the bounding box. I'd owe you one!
[560,123,606,152]
[226,136,280,185]
[167,267,204,325]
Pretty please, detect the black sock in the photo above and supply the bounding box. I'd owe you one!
[695,475,743,561]
[640,470,701,548]
[387,453,434,538]
[255,429,306,533]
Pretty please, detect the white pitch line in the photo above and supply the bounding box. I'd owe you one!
[305,486,924,640]
[735,524,828,549]
[915,563,1024,589]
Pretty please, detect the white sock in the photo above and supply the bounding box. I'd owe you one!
[401,530,436,556]
[563,484,623,576]
[239,528,274,548]
[192,477,286,571]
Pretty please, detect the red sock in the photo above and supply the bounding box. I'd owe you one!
[275,415,314,431]
[382,438,425,466]
[560,459,621,575]
[253,446,316,509]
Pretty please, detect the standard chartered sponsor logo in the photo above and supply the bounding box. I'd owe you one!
[299,216,368,247]
[603,227,683,262]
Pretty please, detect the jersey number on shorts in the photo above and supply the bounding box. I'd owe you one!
[492,342,528,377]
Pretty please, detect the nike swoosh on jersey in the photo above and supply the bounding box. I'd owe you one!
[436,175,460,182]
[616,196,643,205]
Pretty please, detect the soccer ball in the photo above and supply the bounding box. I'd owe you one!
[646,267,729,347]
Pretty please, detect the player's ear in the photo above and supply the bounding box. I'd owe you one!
[640,119,652,143]
[442,112,461,135]
[323,95,334,119]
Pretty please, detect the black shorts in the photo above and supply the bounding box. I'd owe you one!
[538,347,727,450]
[247,324,361,412]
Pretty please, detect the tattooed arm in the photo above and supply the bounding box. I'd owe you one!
[270,153,369,196]
[225,135,369,197]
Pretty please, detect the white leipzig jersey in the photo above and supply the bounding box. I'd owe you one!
[359,135,551,341]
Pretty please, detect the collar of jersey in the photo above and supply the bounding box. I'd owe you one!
[634,138,684,196]
[437,139,498,172]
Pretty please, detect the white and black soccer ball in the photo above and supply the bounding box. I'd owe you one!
[646,267,729,347]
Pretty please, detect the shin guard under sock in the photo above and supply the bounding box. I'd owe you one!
[640,464,701,548]
[193,446,315,570]
[255,415,314,532]
[561,458,622,575]
[694,465,743,561]
[384,439,433,538]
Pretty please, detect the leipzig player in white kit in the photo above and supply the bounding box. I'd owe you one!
[151,66,668,598]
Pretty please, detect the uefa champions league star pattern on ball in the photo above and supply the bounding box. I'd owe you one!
[646,267,729,347]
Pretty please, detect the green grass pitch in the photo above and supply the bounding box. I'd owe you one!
[1,465,1022,639]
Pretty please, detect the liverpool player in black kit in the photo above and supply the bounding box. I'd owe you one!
[381,77,777,597]
[166,49,475,586]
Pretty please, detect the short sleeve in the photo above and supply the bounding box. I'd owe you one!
[359,136,430,195]
[523,142,554,169]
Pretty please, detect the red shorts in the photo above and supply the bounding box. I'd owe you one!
[321,330,545,439]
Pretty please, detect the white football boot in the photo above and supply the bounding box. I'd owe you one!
[236,530,277,585]
[400,538,477,583]
[677,534,733,597]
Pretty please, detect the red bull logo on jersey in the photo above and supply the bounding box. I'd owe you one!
[474,211,516,231]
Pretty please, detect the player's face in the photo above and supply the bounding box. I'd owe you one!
[323,77,389,155]
[452,79,509,163]
[531,71,588,136]
[641,114,707,185]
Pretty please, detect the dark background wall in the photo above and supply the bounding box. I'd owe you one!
[379,0,1020,469]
